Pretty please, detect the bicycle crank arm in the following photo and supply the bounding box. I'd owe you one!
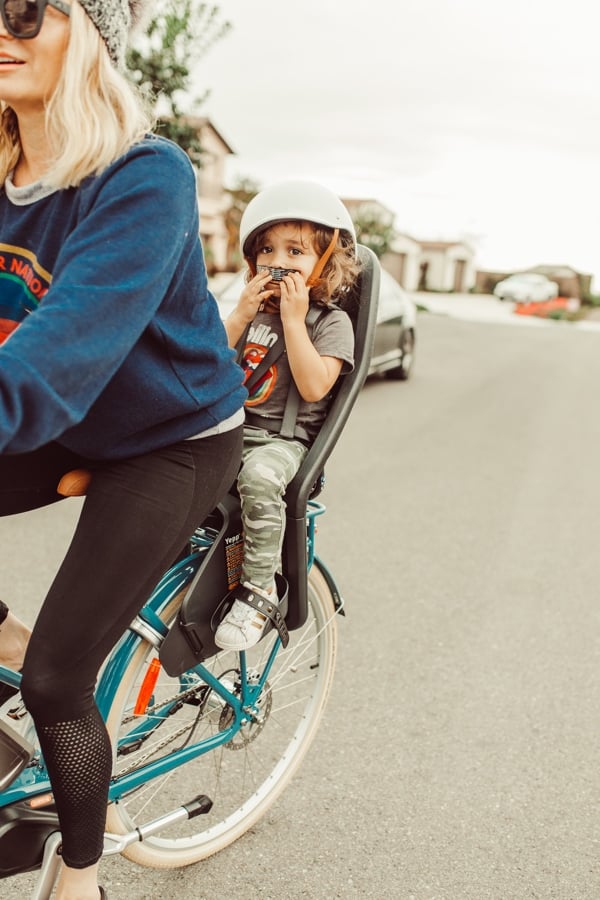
[102,794,213,855]
[30,832,62,900]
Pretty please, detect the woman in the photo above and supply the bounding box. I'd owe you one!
[0,1,246,897]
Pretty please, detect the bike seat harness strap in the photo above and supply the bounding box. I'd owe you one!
[218,583,289,648]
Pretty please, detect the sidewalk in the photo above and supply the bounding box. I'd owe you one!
[415,292,547,327]
[415,291,600,333]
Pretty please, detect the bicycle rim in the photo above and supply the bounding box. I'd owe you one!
[104,564,337,868]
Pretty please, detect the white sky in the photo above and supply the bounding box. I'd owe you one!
[194,0,600,288]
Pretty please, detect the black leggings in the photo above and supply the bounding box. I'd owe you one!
[0,429,243,868]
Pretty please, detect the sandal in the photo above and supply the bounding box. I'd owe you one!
[214,583,288,651]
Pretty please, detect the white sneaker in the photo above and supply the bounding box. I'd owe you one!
[214,583,278,652]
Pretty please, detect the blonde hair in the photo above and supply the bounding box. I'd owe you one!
[0,1,153,188]
[247,220,361,307]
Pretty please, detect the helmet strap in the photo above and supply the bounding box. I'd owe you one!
[307,228,339,287]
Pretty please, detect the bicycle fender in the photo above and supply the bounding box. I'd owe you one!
[313,557,345,616]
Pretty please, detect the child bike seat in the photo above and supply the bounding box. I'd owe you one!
[282,244,380,629]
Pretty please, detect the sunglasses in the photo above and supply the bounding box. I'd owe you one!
[0,0,70,40]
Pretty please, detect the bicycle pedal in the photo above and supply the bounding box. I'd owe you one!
[183,794,213,818]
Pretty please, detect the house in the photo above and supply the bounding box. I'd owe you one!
[342,197,395,226]
[341,198,433,292]
[381,233,422,292]
[527,265,591,300]
[186,117,234,275]
[415,240,477,293]
[340,197,477,293]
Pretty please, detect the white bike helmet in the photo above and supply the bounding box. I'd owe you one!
[239,179,357,285]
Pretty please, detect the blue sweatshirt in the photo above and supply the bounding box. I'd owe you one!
[0,135,246,459]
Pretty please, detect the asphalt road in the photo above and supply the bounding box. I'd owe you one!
[4,310,600,899]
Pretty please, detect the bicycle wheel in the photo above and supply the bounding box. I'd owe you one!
[104,563,337,868]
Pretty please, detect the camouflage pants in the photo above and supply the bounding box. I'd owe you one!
[237,426,308,592]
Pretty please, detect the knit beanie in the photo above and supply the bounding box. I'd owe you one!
[78,0,147,68]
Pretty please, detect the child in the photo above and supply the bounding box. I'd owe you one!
[215,180,360,652]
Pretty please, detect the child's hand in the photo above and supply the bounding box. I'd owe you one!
[279,272,310,324]
[236,270,275,322]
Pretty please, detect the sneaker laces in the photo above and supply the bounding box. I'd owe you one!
[227,601,260,627]
[222,584,277,633]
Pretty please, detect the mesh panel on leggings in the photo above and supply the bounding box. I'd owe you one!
[37,709,112,868]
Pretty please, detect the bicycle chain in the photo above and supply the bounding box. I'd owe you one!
[116,684,213,775]
[120,683,206,725]
[116,717,200,777]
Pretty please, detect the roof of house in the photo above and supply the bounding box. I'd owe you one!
[418,239,473,252]
[342,197,395,220]
[183,116,235,154]
[529,264,585,278]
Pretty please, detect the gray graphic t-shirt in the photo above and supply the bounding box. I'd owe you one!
[241,307,355,441]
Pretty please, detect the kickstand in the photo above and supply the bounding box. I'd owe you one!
[30,831,62,900]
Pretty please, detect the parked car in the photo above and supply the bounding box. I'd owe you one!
[372,268,416,380]
[212,266,417,381]
[493,273,559,303]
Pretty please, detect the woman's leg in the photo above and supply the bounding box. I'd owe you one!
[0,444,88,689]
[19,428,242,876]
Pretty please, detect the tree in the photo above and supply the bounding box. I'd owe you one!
[353,211,396,259]
[223,178,261,270]
[127,1,231,166]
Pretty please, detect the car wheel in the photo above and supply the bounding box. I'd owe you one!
[385,328,415,381]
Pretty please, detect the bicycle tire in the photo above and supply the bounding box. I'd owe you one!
[104,563,337,868]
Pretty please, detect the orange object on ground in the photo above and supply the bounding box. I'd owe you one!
[514,297,569,317]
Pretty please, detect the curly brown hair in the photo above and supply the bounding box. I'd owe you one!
[246,220,361,307]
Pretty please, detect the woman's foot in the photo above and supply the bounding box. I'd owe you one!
[214,582,279,651]
[54,888,104,900]
[54,861,102,899]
